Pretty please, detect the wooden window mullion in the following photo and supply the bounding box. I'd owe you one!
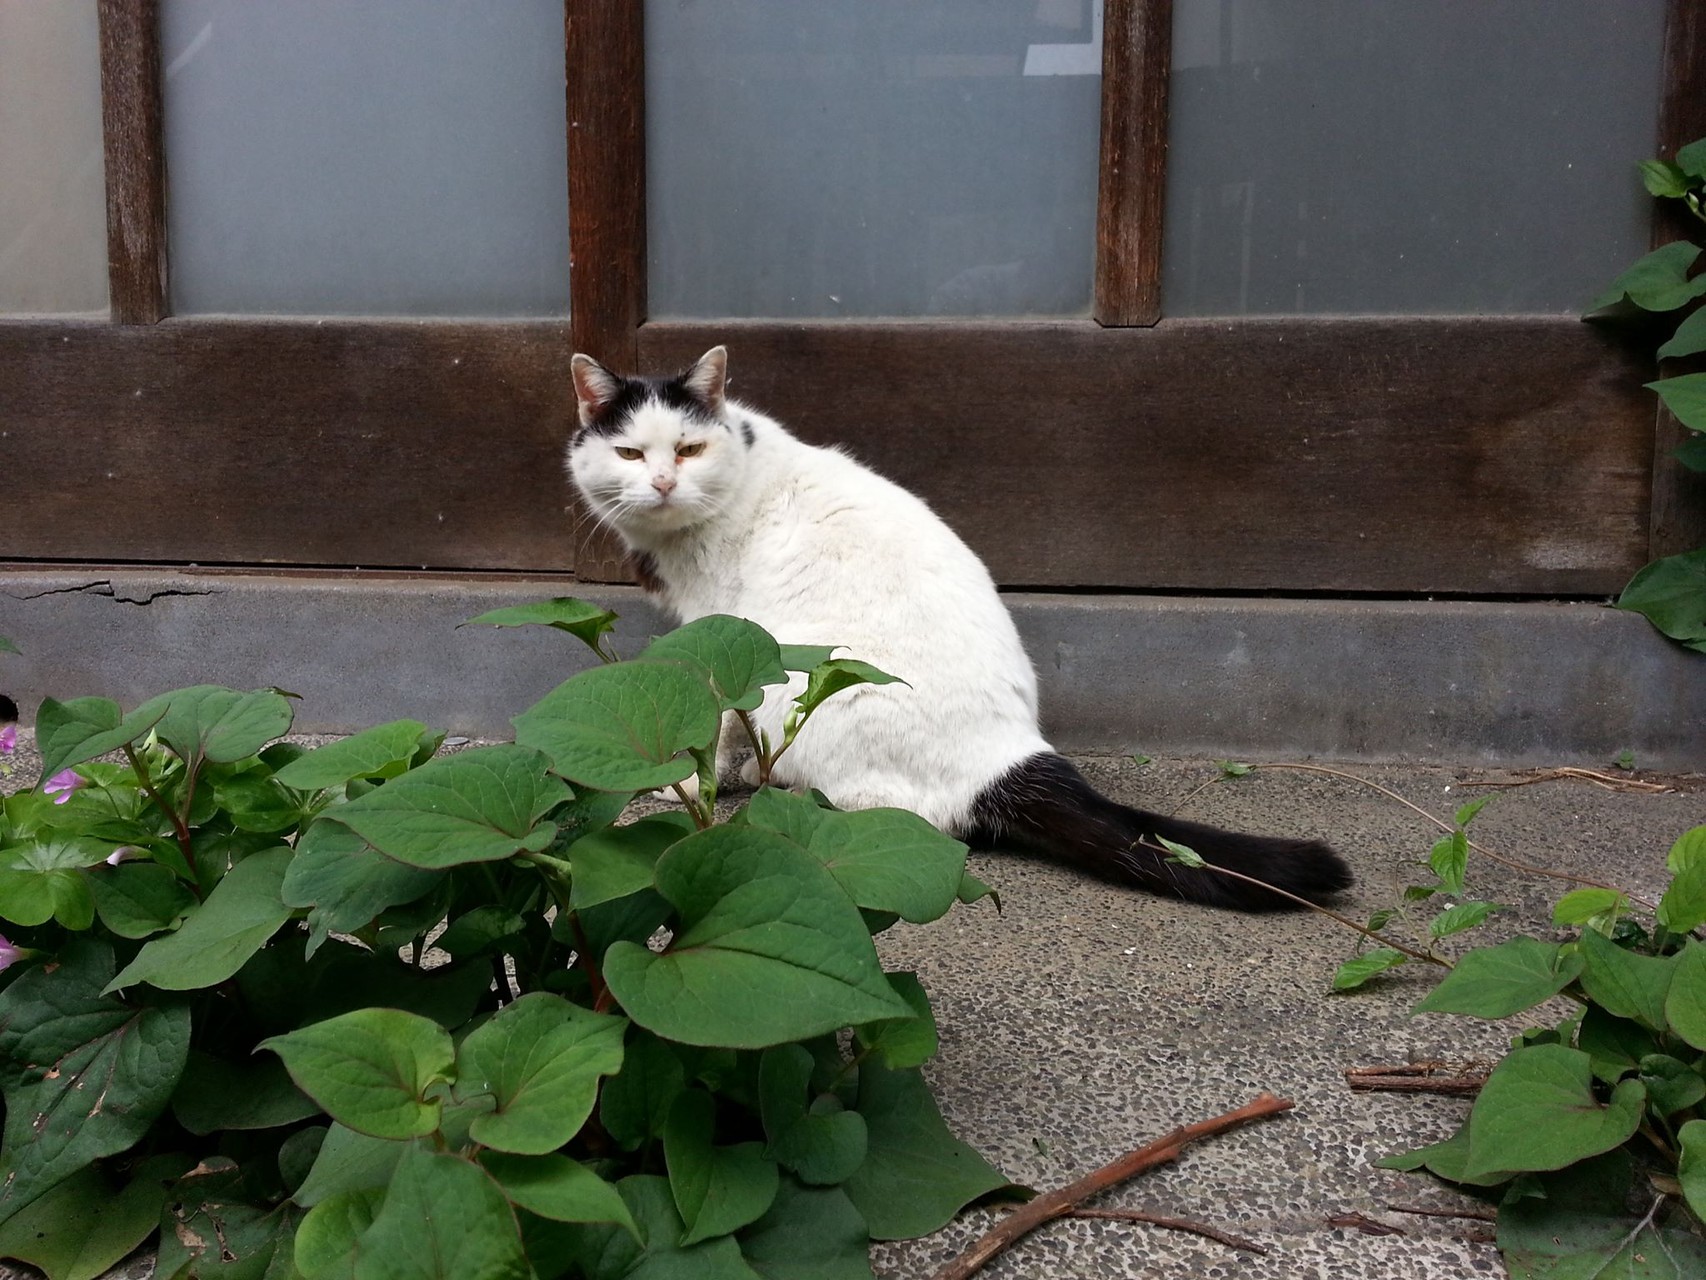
[97,0,168,325]
[1093,0,1173,327]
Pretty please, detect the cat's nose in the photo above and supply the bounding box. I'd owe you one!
[651,474,677,495]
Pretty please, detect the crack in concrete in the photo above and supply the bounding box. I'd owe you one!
[4,580,221,606]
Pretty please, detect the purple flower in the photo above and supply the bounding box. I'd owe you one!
[43,769,86,805]
[0,724,14,755]
[105,845,141,867]
[0,935,20,973]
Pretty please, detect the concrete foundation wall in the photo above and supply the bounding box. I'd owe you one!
[1,570,1700,769]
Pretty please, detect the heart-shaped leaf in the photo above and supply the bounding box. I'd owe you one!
[515,662,721,792]
[34,697,168,784]
[1665,941,1706,1050]
[1681,1119,1706,1222]
[170,1049,320,1135]
[793,659,906,723]
[262,1008,455,1140]
[1413,936,1584,1019]
[758,1045,868,1186]
[1463,1044,1646,1177]
[558,1176,762,1280]
[1577,928,1677,1032]
[129,685,294,767]
[86,862,196,939]
[639,615,788,712]
[292,1123,410,1208]
[273,720,431,791]
[283,818,446,956]
[331,745,569,869]
[1618,548,1706,643]
[801,809,967,924]
[1331,949,1408,992]
[736,1177,873,1280]
[1650,372,1706,434]
[479,1152,639,1238]
[454,993,627,1154]
[0,940,191,1225]
[664,1089,781,1245]
[462,597,620,656]
[1589,241,1706,311]
[295,1186,383,1280]
[348,1145,530,1280]
[106,846,294,993]
[603,826,913,1048]
[599,1032,687,1152]
[852,971,939,1070]
[0,1155,187,1280]
[567,813,696,910]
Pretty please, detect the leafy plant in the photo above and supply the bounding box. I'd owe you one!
[0,607,1009,1279]
[1589,135,1706,653]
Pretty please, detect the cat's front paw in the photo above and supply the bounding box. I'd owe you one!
[650,774,699,804]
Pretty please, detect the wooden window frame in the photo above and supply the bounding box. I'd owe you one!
[0,0,1699,595]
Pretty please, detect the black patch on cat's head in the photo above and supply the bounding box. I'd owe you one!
[570,352,728,438]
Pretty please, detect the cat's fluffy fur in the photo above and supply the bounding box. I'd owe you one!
[567,347,1351,910]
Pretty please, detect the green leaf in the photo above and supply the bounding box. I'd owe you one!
[215,769,306,834]
[561,1175,763,1280]
[1330,948,1407,992]
[1589,241,1706,311]
[852,971,939,1070]
[1375,1119,1515,1187]
[282,819,445,958]
[956,870,999,912]
[0,939,191,1224]
[1462,1044,1645,1177]
[1640,157,1692,197]
[349,1144,530,1280]
[599,1031,687,1152]
[792,659,906,724]
[1658,305,1706,360]
[1452,795,1493,827]
[1681,1118,1706,1222]
[515,662,722,792]
[0,1155,186,1280]
[296,1187,383,1280]
[1576,928,1677,1032]
[172,1048,320,1135]
[777,644,837,672]
[331,745,570,868]
[1649,372,1706,434]
[1638,1054,1706,1116]
[796,808,968,925]
[843,1062,1012,1240]
[130,684,294,767]
[568,814,696,910]
[1429,901,1501,941]
[1428,830,1468,895]
[454,992,627,1155]
[479,1152,639,1237]
[1216,760,1253,778]
[1675,431,1706,472]
[86,861,196,939]
[34,696,168,784]
[106,846,294,993]
[262,1008,455,1140]
[1552,887,1628,926]
[292,1124,409,1208]
[737,1178,874,1280]
[1496,1151,1706,1279]
[639,615,789,713]
[1156,836,1204,868]
[273,720,431,791]
[758,1045,868,1187]
[1679,137,1706,179]
[1667,825,1706,873]
[157,1161,300,1278]
[603,826,913,1049]
[664,1090,780,1246]
[0,836,103,930]
[1618,547,1706,642]
[1660,857,1706,934]
[462,597,619,655]
[1577,1006,1660,1084]
[0,636,15,655]
[1663,940,1706,1050]
[1413,936,1584,1019]
[740,787,830,846]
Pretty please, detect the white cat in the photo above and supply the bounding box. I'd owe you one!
[567,347,1349,909]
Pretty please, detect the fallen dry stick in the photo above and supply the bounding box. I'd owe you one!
[1061,1207,1266,1255]
[1345,1061,1488,1097]
[929,1092,1295,1280]
[1386,1203,1498,1224]
[1457,766,1672,795]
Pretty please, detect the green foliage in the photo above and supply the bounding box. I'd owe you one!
[1591,135,1706,652]
[0,606,1004,1276]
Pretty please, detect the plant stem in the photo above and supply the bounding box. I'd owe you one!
[735,709,770,785]
[671,782,710,830]
[123,744,201,896]
[564,911,609,1010]
[930,1092,1294,1280]
[1138,839,1448,967]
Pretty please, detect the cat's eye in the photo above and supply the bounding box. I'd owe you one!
[615,446,644,461]
[677,441,707,459]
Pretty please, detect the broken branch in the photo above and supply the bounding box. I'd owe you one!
[929,1092,1294,1280]
[1058,1207,1267,1255]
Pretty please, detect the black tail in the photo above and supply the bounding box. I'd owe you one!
[963,753,1351,911]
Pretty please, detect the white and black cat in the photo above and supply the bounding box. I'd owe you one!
[566,346,1351,910]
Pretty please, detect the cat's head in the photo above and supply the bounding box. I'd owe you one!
[566,346,746,538]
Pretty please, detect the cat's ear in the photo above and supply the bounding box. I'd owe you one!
[570,353,623,428]
[680,346,728,414]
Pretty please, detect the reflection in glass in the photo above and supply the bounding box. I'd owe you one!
[0,0,108,316]
[1163,0,1666,316]
[162,0,570,317]
[647,0,1102,319]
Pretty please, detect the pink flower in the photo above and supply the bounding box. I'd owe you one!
[0,724,14,755]
[0,935,20,972]
[105,846,141,867]
[43,769,86,805]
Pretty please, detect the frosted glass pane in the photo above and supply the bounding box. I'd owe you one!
[162,0,569,316]
[647,0,1101,319]
[0,0,108,316]
[1163,0,1667,316]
